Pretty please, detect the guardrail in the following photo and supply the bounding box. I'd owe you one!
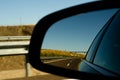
[0,36,30,77]
[0,36,31,41]
[0,36,66,77]
[0,41,29,55]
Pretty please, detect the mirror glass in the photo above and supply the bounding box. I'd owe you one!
[41,9,118,71]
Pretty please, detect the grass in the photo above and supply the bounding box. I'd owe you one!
[41,49,85,58]
[0,55,25,71]
[0,25,34,36]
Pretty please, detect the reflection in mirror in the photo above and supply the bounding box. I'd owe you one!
[41,9,118,71]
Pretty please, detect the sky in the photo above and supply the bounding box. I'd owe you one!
[0,0,96,26]
[42,9,118,52]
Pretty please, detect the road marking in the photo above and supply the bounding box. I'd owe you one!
[67,60,73,67]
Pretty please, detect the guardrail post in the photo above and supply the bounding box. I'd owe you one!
[25,54,30,77]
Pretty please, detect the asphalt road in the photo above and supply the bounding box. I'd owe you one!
[10,57,81,80]
[45,57,81,70]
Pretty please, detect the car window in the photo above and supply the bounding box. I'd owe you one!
[86,10,119,62]
[86,22,108,61]
[94,10,120,75]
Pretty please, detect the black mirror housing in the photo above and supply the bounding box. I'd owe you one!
[29,1,120,80]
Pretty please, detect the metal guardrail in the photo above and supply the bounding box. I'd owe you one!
[0,41,29,56]
[0,36,30,77]
[0,36,66,77]
[0,36,31,41]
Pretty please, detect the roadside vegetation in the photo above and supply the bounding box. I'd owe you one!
[0,25,34,36]
[41,49,85,58]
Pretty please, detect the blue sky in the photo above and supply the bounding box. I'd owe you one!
[0,0,95,25]
[42,9,118,51]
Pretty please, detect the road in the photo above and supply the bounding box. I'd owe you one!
[45,57,81,70]
[8,57,81,80]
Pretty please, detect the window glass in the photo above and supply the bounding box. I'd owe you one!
[86,24,107,61]
[94,11,120,75]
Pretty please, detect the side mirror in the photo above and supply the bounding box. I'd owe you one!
[29,1,120,80]
[41,9,117,70]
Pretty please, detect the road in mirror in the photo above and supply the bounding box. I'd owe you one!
[41,9,118,71]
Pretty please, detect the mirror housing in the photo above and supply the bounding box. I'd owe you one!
[29,1,120,79]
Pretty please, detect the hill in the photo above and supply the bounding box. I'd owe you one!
[0,25,34,36]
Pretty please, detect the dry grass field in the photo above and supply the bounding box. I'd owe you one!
[0,55,25,71]
[41,49,85,58]
[0,25,34,36]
